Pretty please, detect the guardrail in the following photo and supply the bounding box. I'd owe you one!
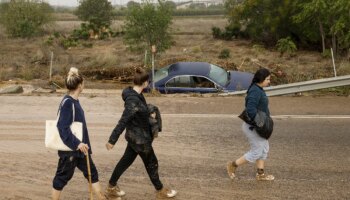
[220,75,350,97]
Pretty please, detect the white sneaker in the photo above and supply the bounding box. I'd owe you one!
[105,184,126,197]
[157,188,177,198]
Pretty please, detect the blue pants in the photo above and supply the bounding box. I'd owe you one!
[242,122,270,163]
[53,154,99,190]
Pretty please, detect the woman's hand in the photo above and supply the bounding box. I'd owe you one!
[77,143,89,155]
[106,143,114,151]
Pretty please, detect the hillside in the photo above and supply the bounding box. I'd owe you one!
[0,16,349,92]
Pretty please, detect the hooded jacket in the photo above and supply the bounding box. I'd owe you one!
[108,87,152,145]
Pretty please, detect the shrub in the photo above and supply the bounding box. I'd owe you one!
[221,24,240,40]
[276,37,297,56]
[212,24,240,41]
[218,49,231,59]
[0,0,53,38]
[60,37,79,49]
[211,26,222,39]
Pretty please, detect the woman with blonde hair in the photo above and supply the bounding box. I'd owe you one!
[51,67,106,200]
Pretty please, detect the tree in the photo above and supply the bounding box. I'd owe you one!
[224,0,350,55]
[123,0,173,53]
[75,0,114,28]
[330,0,350,54]
[164,1,176,10]
[127,1,140,9]
[225,0,298,45]
[294,0,350,55]
[293,0,330,54]
[0,0,53,38]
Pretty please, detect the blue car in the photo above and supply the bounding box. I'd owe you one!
[148,62,254,94]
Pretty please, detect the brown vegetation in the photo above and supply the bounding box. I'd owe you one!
[0,15,349,89]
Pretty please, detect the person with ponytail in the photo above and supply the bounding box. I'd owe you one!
[52,67,106,200]
[105,67,177,199]
[227,68,275,181]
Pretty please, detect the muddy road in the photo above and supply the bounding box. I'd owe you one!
[0,93,349,199]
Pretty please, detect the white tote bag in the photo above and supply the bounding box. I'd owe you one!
[45,99,83,151]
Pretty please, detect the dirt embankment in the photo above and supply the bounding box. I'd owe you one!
[1,17,349,86]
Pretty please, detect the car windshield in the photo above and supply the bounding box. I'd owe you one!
[208,64,228,86]
[154,65,170,82]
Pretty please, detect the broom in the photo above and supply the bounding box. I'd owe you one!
[86,154,94,200]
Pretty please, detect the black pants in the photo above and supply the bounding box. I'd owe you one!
[109,143,163,190]
[53,154,99,190]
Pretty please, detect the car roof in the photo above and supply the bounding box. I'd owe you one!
[168,62,210,76]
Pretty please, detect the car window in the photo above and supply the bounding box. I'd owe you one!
[192,76,215,88]
[166,76,192,87]
[154,65,170,82]
[208,64,228,86]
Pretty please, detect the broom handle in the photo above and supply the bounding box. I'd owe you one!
[86,154,93,200]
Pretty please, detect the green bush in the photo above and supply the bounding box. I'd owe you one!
[0,0,53,38]
[218,49,231,59]
[53,32,61,38]
[221,25,240,40]
[276,37,297,56]
[60,38,79,49]
[212,25,240,41]
[211,26,222,39]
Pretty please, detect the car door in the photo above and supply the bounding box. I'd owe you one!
[164,76,195,93]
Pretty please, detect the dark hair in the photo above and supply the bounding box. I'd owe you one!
[133,67,149,86]
[65,67,83,91]
[247,68,270,91]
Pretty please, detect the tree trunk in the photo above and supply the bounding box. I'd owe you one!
[318,19,326,54]
[332,34,337,56]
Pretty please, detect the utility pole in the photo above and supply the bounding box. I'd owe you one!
[151,45,156,90]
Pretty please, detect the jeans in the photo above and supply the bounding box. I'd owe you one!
[109,143,163,190]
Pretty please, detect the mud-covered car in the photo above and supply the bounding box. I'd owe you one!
[147,62,253,94]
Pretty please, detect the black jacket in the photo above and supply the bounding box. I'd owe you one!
[109,87,152,145]
[148,104,162,138]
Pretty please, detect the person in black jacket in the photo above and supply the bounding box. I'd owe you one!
[105,68,177,199]
[52,67,106,200]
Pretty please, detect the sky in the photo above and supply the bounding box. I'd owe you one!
[45,0,210,7]
[47,0,134,7]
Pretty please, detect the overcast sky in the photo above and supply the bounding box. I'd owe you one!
[46,0,133,7]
